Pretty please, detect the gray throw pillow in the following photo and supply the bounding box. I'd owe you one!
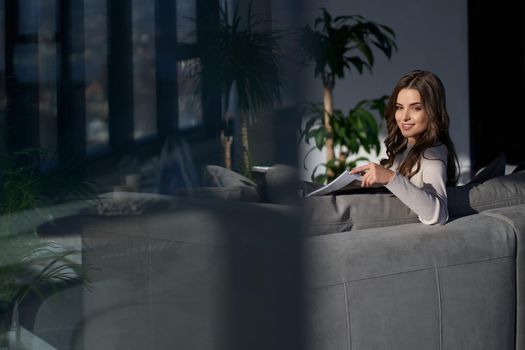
[448,170,525,217]
[467,154,506,184]
[203,165,258,188]
[512,162,525,174]
[304,171,525,236]
[200,165,261,202]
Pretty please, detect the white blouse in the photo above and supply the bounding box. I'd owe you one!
[385,143,449,225]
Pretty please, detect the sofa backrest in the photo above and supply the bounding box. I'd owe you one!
[304,171,525,235]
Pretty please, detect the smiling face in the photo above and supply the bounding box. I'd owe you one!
[395,88,430,145]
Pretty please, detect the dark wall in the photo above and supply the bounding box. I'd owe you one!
[469,0,525,171]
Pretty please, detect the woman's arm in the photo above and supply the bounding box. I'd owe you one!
[350,157,449,225]
[384,160,448,225]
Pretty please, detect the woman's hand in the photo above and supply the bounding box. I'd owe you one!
[350,163,395,188]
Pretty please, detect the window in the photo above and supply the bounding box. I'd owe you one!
[84,0,109,152]
[18,0,39,35]
[1,0,215,164]
[175,1,202,130]
[177,58,202,129]
[0,0,5,153]
[132,0,157,140]
[176,1,197,43]
[37,0,59,158]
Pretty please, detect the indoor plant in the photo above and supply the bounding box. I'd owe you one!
[300,8,397,182]
[205,2,284,175]
[0,148,94,344]
[300,96,387,184]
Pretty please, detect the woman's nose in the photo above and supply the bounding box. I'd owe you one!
[402,110,411,120]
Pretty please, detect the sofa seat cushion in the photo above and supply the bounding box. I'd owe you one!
[304,171,525,235]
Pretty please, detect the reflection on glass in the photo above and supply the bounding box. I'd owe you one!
[38,42,58,156]
[18,0,39,35]
[0,0,4,73]
[70,3,85,83]
[13,0,59,156]
[177,59,202,129]
[176,1,196,43]
[84,0,109,152]
[0,0,5,152]
[38,0,57,39]
[14,44,38,83]
[132,0,157,140]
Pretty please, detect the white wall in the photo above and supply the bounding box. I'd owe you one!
[299,0,471,183]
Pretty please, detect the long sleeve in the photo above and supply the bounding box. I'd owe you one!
[385,151,449,225]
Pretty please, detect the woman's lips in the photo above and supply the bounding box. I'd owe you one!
[401,124,415,130]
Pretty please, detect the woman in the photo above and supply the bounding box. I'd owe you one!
[350,70,459,225]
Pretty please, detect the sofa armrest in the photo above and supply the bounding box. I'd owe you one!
[304,213,516,288]
[304,213,517,350]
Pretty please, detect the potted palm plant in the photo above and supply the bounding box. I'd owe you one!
[300,8,397,182]
[0,234,84,341]
[209,2,284,175]
[0,148,95,345]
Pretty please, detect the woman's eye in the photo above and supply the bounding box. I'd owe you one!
[412,106,422,111]
[396,106,403,110]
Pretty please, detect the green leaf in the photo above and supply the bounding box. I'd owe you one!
[311,163,327,184]
[302,146,319,170]
[321,8,332,29]
[314,128,327,150]
[369,95,389,118]
[299,115,322,142]
[301,8,397,82]
[347,138,358,154]
[379,24,395,37]
[313,174,326,185]
[356,42,374,66]
[204,1,285,117]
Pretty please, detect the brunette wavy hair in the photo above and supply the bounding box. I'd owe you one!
[380,70,460,186]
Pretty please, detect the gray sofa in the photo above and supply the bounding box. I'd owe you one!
[301,168,525,350]
[32,195,303,350]
[31,169,525,350]
[304,204,524,350]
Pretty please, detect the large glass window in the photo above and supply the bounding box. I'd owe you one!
[0,1,3,73]
[13,44,38,83]
[176,1,197,43]
[18,0,39,35]
[0,0,5,93]
[0,0,5,153]
[84,0,109,152]
[132,0,157,140]
[38,0,58,157]
[1,0,209,161]
[177,58,202,129]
